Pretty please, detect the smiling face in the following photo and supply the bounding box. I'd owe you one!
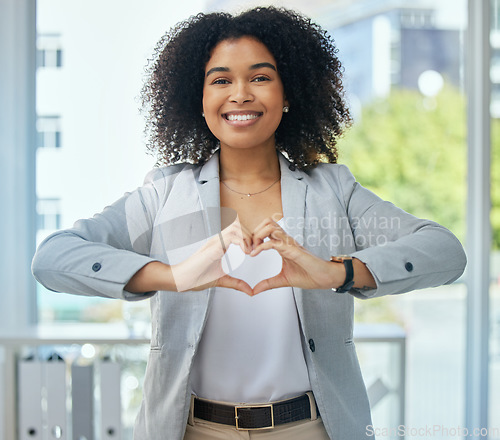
[202,36,288,153]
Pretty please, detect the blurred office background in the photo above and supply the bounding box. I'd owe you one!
[0,0,498,438]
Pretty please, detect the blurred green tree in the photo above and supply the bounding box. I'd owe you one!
[338,85,468,246]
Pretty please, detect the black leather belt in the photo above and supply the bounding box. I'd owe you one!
[193,393,316,430]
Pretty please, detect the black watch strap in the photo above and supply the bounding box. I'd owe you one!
[330,257,355,293]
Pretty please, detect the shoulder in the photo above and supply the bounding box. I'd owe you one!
[280,152,355,186]
[301,162,358,198]
[306,162,355,181]
[143,161,200,190]
[129,162,201,208]
[144,162,198,182]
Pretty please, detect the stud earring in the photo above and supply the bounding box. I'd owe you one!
[201,112,205,118]
[283,106,289,113]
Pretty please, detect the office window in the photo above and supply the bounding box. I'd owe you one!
[400,9,435,29]
[329,0,468,432]
[10,0,491,437]
[37,33,62,68]
[36,115,61,149]
[36,198,61,231]
[35,0,202,326]
[491,42,500,117]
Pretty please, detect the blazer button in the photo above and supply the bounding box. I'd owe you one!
[308,339,316,352]
[405,262,414,272]
[289,163,296,171]
[92,262,102,272]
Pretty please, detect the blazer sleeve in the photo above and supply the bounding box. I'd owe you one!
[335,164,467,299]
[31,168,166,301]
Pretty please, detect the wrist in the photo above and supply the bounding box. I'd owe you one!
[323,257,346,290]
[330,256,355,293]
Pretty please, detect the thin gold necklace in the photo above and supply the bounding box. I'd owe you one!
[221,176,281,198]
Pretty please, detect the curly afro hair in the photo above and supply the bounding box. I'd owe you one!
[141,6,351,170]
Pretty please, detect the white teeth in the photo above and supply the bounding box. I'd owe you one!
[226,114,259,121]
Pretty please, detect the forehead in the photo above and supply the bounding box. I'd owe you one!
[205,36,276,70]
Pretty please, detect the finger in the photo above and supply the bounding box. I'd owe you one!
[251,237,306,264]
[252,222,286,247]
[251,218,278,243]
[217,274,254,296]
[252,275,288,295]
[232,216,254,237]
[222,232,252,255]
[230,232,253,254]
[251,223,293,255]
[219,225,253,255]
[237,231,254,254]
[252,215,281,233]
[250,239,278,257]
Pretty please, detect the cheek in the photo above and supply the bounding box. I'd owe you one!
[268,90,286,114]
[201,99,219,137]
[266,88,286,110]
[202,95,223,125]
[201,91,209,112]
[202,93,216,122]
[202,85,214,109]
[203,114,218,137]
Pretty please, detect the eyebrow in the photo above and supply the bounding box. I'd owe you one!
[206,62,277,77]
[250,62,276,71]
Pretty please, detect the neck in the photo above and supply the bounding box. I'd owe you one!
[219,145,280,183]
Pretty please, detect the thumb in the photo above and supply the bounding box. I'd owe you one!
[217,274,254,297]
[252,274,288,296]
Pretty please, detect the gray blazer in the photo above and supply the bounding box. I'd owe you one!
[32,150,466,440]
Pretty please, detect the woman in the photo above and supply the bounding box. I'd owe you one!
[32,7,467,440]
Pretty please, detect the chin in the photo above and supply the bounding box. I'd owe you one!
[219,136,277,151]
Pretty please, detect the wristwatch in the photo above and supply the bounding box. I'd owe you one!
[330,256,354,293]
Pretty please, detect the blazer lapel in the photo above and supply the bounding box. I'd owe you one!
[197,151,222,236]
[278,153,309,319]
[278,152,308,249]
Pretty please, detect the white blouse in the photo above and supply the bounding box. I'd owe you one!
[190,218,311,403]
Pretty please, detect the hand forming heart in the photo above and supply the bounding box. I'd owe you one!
[171,217,344,296]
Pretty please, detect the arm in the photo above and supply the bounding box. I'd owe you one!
[124,261,176,293]
[336,164,467,298]
[250,219,376,295]
[32,168,166,300]
[124,218,255,296]
[245,164,465,297]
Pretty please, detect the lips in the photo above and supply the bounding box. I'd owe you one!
[222,111,263,123]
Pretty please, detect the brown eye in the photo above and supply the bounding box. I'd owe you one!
[212,78,230,85]
[252,76,270,82]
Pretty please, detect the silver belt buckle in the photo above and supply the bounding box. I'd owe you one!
[234,403,274,430]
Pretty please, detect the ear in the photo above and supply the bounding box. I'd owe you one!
[282,98,290,113]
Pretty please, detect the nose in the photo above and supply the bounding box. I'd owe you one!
[230,81,253,104]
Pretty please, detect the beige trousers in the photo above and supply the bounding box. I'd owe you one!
[183,416,331,440]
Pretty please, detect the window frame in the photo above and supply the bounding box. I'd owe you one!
[465,0,491,435]
[0,0,493,438]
